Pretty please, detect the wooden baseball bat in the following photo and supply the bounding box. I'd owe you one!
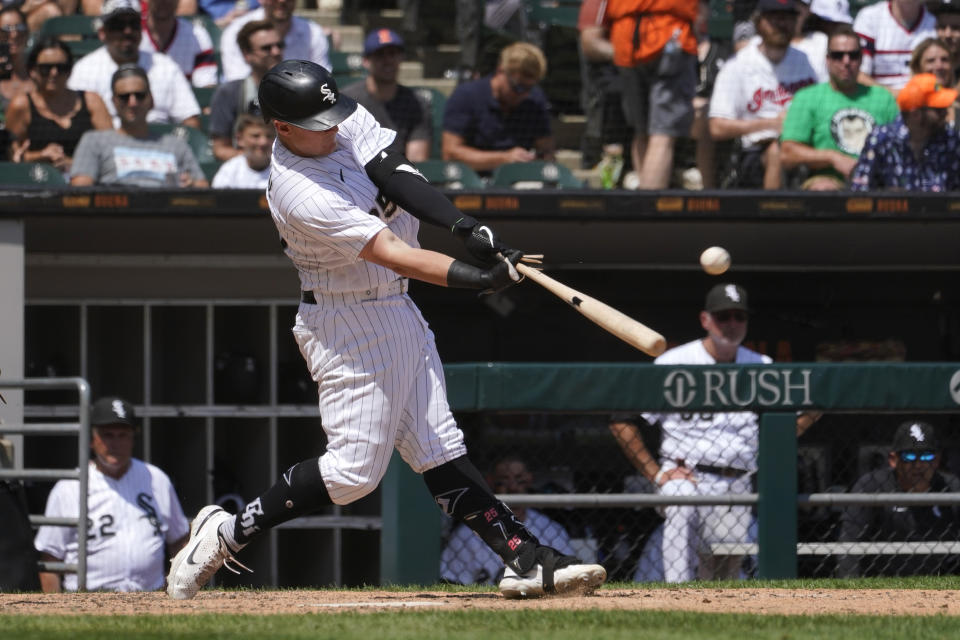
[517,263,666,357]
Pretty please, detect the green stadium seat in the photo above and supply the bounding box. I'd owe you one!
[524,0,582,30]
[411,86,447,160]
[490,160,583,189]
[147,123,216,168]
[415,160,484,190]
[33,16,100,59]
[0,162,67,186]
[329,50,366,83]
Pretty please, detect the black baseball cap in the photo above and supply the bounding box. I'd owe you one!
[928,0,960,15]
[90,396,136,428]
[258,60,357,132]
[757,0,801,12]
[705,283,749,312]
[892,420,939,451]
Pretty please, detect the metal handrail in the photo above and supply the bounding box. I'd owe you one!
[0,377,90,590]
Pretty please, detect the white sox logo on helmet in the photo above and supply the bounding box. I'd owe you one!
[320,83,336,104]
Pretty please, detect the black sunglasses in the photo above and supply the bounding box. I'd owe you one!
[712,310,748,322]
[0,24,28,35]
[115,90,148,103]
[257,40,285,53]
[35,62,71,76]
[828,50,862,61]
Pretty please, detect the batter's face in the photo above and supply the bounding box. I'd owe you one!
[91,424,135,478]
[889,449,939,492]
[275,121,338,157]
[701,309,748,349]
[100,11,142,63]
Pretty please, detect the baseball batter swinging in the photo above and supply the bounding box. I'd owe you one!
[167,60,605,599]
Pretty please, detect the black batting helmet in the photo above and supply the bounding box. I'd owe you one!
[258,59,357,131]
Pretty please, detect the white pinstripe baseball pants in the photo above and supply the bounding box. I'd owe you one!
[293,283,468,505]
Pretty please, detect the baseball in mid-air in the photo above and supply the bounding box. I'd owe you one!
[700,246,731,275]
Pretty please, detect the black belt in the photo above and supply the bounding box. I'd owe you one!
[301,290,317,304]
[694,464,750,478]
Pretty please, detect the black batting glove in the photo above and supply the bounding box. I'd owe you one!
[447,251,523,293]
[459,222,521,267]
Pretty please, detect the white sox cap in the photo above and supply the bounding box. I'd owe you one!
[90,396,136,428]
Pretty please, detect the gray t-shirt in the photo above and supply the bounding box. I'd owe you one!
[208,78,259,140]
[72,129,204,186]
[340,82,431,156]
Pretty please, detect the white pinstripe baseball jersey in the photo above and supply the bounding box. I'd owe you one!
[34,458,189,592]
[267,102,466,505]
[220,8,330,82]
[67,47,201,126]
[140,18,218,88]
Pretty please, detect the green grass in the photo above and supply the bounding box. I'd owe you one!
[4,610,960,640]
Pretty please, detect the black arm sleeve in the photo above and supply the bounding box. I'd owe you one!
[365,150,478,234]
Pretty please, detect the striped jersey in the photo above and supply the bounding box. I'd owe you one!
[266,104,417,294]
[34,459,189,592]
[140,17,218,88]
[854,1,936,91]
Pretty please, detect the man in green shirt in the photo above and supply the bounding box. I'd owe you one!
[781,24,899,190]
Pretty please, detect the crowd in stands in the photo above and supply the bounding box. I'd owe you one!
[1,0,960,191]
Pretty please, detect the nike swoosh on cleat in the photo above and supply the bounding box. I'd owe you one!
[185,509,223,566]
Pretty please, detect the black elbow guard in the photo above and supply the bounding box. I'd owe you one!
[364,150,477,233]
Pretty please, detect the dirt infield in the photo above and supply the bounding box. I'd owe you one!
[2,588,958,617]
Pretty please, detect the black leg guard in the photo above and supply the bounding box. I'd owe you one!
[423,455,539,572]
[232,458,332,546]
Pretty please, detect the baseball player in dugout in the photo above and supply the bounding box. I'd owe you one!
[609,283,820,582]
[166,59,606,600]
[35,397,190,592]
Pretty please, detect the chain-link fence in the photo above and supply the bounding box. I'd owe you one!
[436,407,960,584]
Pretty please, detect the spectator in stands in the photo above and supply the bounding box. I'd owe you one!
[68,0,201,128]
[836,420,960,578]
[781,25,899,190]
[854,0,937,93]
[34,396,190,592]
[442,41,555,175]
[201,0,260,29]
[851,72,960,191]
[5,37,112,174]
[709,0,818,189]
[210,114,271,188]
[604,0,698,190]
[219,0,329,83]
[792,0,854,84]
[910,38,959,123]
[577,0,631,185]
[341,29,431,163]
[609,283,819,582]
[930,0,960,82]
[16,0,62,34]
[140,0,218,88]
[70,64,208,187]
[0,6,33,113]
[440,456,576,585]
[208,19,281,161]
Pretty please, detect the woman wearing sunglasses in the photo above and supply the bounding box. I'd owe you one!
[5,36,112,173]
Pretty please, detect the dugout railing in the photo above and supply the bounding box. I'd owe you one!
[0,377,91,590]
[383,362,960,583]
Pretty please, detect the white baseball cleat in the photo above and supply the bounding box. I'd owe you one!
[166,505,251,600]
[498,547,606,599]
